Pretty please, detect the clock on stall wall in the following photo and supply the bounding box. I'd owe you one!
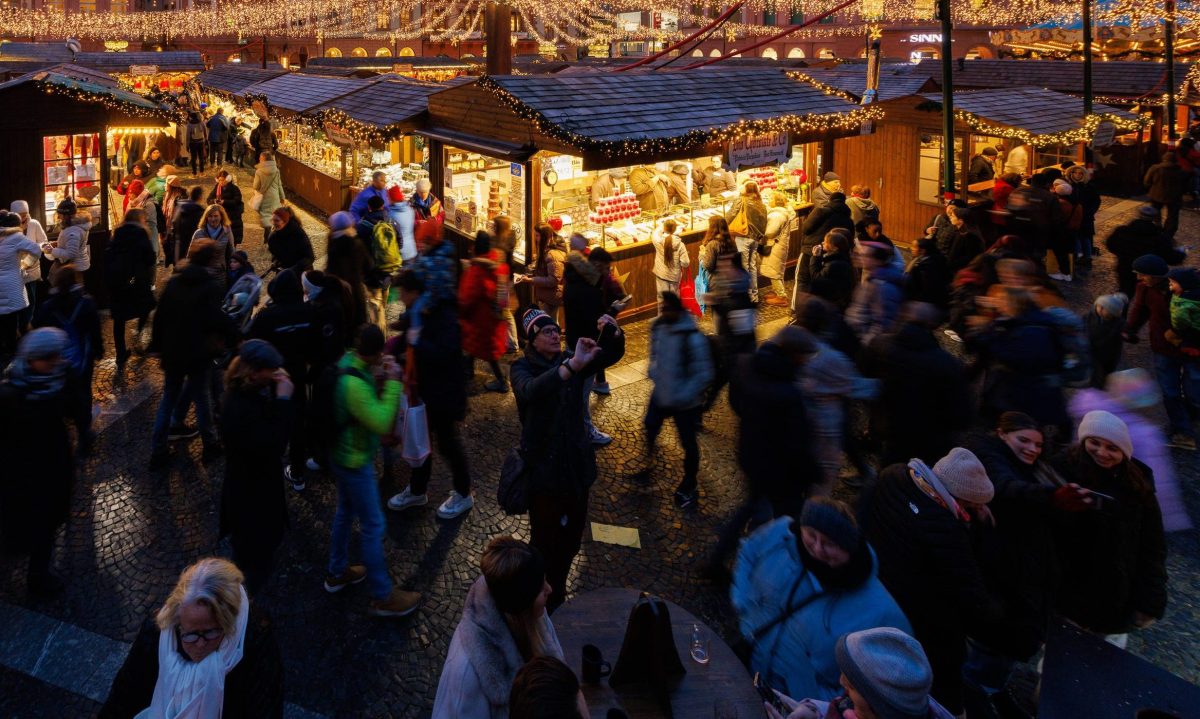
[543,167,558,189]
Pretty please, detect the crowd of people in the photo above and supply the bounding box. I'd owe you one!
[0,144,1193,719]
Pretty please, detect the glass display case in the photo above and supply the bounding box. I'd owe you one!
[42,133,103,230]
[277,123,346,178]
[443,145,527,264]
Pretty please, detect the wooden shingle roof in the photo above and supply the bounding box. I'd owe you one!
[475,69,868,148]
[795,64,938,102]
[0,71,162,113]
[0,43,204,72]
[308,78,434,134]
[920,87,1142,137]
[307,55,475,70]
[239,73,367,115]
[918,58,1188,100]
[195,65,288,95]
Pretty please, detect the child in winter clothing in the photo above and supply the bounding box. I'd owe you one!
[1086,293,1129,387]
[1166,267,1200,356]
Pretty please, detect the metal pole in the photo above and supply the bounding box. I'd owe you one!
[1166,0,1177,142]
[1082,0,1093,115]
[262,35,268,69]
[938,0,955,196]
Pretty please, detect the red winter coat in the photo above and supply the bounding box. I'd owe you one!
[458,249,510,362]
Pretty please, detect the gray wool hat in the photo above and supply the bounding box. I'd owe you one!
[17,327,69,360]
[836,628,933,719]
[238,339,284,369]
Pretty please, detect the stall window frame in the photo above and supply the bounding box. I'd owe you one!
[1035,142,1082,170]
[42,130,106,236]
[917,129,965,206]
[442,144,528,265]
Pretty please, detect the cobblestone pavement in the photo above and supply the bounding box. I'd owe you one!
[1,177,1198,716]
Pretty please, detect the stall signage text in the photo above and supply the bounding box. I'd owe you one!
[727,131,791,169]
[323,122,355,147]
[908,33,942,43]
[1091,121,1116,149]
[130,64,158,76]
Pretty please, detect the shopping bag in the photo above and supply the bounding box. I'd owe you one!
[248,191,263,212]
[679,270,702,317]
[694,265,710,314]
[497,447,530,515]
[400,400,431,468]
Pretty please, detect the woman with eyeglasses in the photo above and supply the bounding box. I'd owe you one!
[98,557,283,719]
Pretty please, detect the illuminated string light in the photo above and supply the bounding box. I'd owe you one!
[915,98,1150,147]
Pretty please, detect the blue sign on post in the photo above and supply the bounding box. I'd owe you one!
[511,163,523,177]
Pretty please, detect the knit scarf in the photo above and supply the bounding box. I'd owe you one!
[142,587,250,719]
[3,358,66,398]
[907,458,970,522]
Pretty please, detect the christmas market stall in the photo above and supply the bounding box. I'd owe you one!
[304,55,477,82]
[828,86,1146,245]
[424,68,880,318]
[303,77,438,201]
[0,69,168,302]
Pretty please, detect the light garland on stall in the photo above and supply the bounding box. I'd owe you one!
[304,107,409,144]
[916,98,1149,147]
[474,74,884,158]
[31,75,172,121]
[787,71,862,101]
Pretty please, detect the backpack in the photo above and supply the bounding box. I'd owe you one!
[310,360,374,437]
[53,301,91,376]
[371,219,402,275]
[680,329,726,411]
[188,123,205,143]
[1043,306,1092,388]
[105,240,140,289]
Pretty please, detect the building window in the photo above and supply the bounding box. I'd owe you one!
[376,10,390,30]
[325,47,342,57]
[42,133,101,231]
[788,47,805,58]
[398,46,415,57]
[78,0,96,11]
[692,49,704,57]
[709,48,722,57]
[351,47,368,57]
[110,0,127,12]
[817,48,835,58]
[376,47,392,57]
[763,2,776,25]
[1037,142,1078,169]
[762,47,778,59]
[790,5,803,23]
[918,132,963,203]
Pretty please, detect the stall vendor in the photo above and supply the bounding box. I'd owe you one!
[629,165,670,212]
[696,156,736,195]
[1003,141,1030,177]
[666,163,694,205]
[590,167,629,208]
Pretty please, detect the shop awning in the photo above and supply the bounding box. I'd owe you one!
[459,69,878,159]
[917,58,1189,103]
[792,64,939,102]
[307,77,437,139]
[420,128,535,162]
[918,87,1146,146]
[239,73,367,117]
[0,70,167,119]
[195,65,289,96]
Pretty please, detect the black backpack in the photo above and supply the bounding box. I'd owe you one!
[308,361,372,458]
[105,240,140,289]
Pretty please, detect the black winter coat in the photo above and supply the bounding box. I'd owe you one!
[149,263,238,373]
[729,343,822,517]
[1104,218,1185,297]
[266,218,315,272]
[510,329,625,500]
[975,309,1067,428]
[170,199,204,263]
[391,302,467,425]
[33,288,105,365]
[104,222,157,318]
[862,462,1002,642]
[1047,447,1168,634]
[219,385,291,548]
[810,249,855,309]
[207,181,244,243]
[0,378,73,554]
[1085,308,1124,387]
[562,252,606,347]
[904,251,951,309]
[98,605,284,719]
[249,269,318,383]
[800,196,854,253]
[324,232,372,328]
[945,227,985,275]
[965,433,1060,659]
[861,322,972,465]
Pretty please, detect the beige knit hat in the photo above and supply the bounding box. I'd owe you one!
[1077,410,1133,459]
[932,448,994,504]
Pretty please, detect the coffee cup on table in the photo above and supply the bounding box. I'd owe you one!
[581,644,612,684]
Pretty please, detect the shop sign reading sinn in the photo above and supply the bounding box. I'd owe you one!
[727,131,790,169]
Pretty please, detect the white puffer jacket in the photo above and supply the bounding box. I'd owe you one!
[0,230,43,313]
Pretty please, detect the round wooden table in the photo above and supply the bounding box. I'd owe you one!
[554,587,765,718]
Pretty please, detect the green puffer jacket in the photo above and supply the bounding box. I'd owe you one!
[333,353,401,469]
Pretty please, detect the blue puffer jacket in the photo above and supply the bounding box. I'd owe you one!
[731,517,912,701]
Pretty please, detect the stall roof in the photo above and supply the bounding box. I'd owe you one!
[4,62,117,86]
[792,64,938,102]
[919,87,1144,139]
[0,70,162,113]
[917,58,1189,100]
[0,43,204,72]
[465,69,873,152]
[307,55,476,71]
[195,65,289,95]
[240,73,368,115]
[308,78,436,134]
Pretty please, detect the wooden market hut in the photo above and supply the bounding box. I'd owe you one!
[190,64,289,97]
[828,86,1144,246]
[0,69,168,304]
[0,44,205,94]
[424,68,877,317]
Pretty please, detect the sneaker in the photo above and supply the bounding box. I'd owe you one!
[387,487,428,511]
[368,589,422,618]
[943,329,963,343]
[1168,433,1197,450]
[168,424,200,441]
[323,565,367,593]
[284,465,305,491]
[305,457,323,472]
[589,428,613,446]
[437,491,474,519]
[1048,273,1072,282]
[591,381,611,395]
[485,378,509,393]
[673,489,699,508]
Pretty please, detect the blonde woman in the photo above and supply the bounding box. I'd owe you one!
[433,537,563,719]
[725,180,768,302]
[189,204,234,280]
[98,558,283,718]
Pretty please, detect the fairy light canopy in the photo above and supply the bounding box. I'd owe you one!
[0,0,1083,45]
